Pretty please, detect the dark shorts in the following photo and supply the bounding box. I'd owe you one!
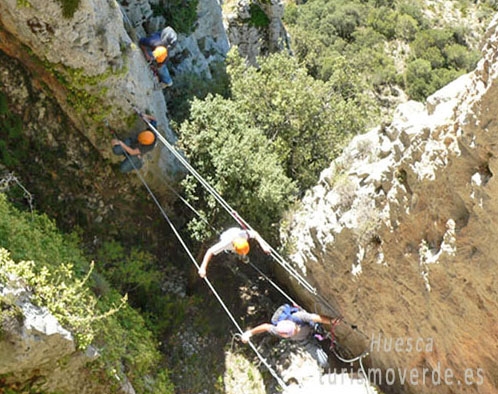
[112,139,143,173]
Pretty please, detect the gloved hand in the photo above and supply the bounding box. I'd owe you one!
[241,331,252,343]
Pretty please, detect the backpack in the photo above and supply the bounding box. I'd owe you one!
[271,304,311,326]
[160,27,178,49]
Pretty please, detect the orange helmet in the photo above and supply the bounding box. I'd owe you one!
[153,46,168,63]
[233,237,250,255]
[138,130,155,145]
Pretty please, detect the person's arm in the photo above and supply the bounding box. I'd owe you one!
[139,39,154,63]
[141,113,156,123]
[117,140,140,156]
[249,230,271,254]
[309,313,340,326]
[241,323,274,343]
[198,247,215,278]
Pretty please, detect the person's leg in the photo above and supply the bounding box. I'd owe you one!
[120,155,143,173]
[157,64,173,86]
[112,144,125,155]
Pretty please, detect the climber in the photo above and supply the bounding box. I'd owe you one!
[111,113,157,173]
[240,304,340,368]
[240,304,340,343]
[198,227,271,278]
[139,26,178,89]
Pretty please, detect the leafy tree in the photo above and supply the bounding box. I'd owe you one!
[396,0,428,28]
[411,28,455,59]
[178,94,297,241]
[395,14,419,41]
[228,50,374,189]
[404,58,433,100]
[445,43,479,70]
[283,0,487,105]
[0,193,173,392]
[327,4,363,41]
[367,7,398,39]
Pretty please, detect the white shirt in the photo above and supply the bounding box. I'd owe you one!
[210,227,256,255]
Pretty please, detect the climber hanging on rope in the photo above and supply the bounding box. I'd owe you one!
[139,26,177,89]
[198,227,271,278]
[240,303,341,368]
[241,303,340,342]
[110,113,157,173]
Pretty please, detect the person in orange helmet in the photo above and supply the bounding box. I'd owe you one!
[111,113,157,173]
[198,227,271,278]
[139,27,177,89]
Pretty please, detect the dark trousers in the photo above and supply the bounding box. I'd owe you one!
[112,139,143,173]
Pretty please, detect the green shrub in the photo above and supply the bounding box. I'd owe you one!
[248,3,270,27]
[0,92,28,167]
[178,93,298,241]
[395,14,419,41]
[367,7,398,39]
[55,0,80,18]
[0,251,126,348]
[0,194,174,392]
[152,0,199,34]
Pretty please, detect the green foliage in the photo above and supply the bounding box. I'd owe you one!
[167,62,230,125]
[285,0,486,103]
[367,6,398,39]
[0,251,126,348]
[97,241,160,294]
[93,293,174,394]
[0,92,29,167]
[228,50,374,189]
[152,0,199,34]
[0,194,174,392]
[55,0,80,18]
[178,93,298,241]
[402,28,479,99]
[248,3,270,27]
[395,14,419,41]
[95,240,189,336]
[175,48,376,241]
[404,58,433,100]
[322,3,364,42]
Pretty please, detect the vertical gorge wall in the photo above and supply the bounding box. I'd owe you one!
[282,14,498,394]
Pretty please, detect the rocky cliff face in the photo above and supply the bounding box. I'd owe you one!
[282,13,498,394]
[0,280,113,393]
[0,0,230,182]
[224,0,290,65]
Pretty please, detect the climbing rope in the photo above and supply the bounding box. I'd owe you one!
[247,260,298,306]
[135,111,340,316]
[130,110,375,387]
[108,125,288,390]
[134,109,374,348]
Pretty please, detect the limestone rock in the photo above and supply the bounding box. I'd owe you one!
[225,0,290,65]
[282,13,498,394]
[0,284,108,393]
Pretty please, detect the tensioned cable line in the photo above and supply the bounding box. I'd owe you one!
[136,112,334,310]
[111,129,288,390]
[138,114,373,341]
[136,112,374,347]
[131,113,373,375]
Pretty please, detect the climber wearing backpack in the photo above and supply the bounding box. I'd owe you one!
[241,304,339,343]
[241,304,340,368]
[111,113,158,173]
[139,26,178,89]
[198,227,271,278]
